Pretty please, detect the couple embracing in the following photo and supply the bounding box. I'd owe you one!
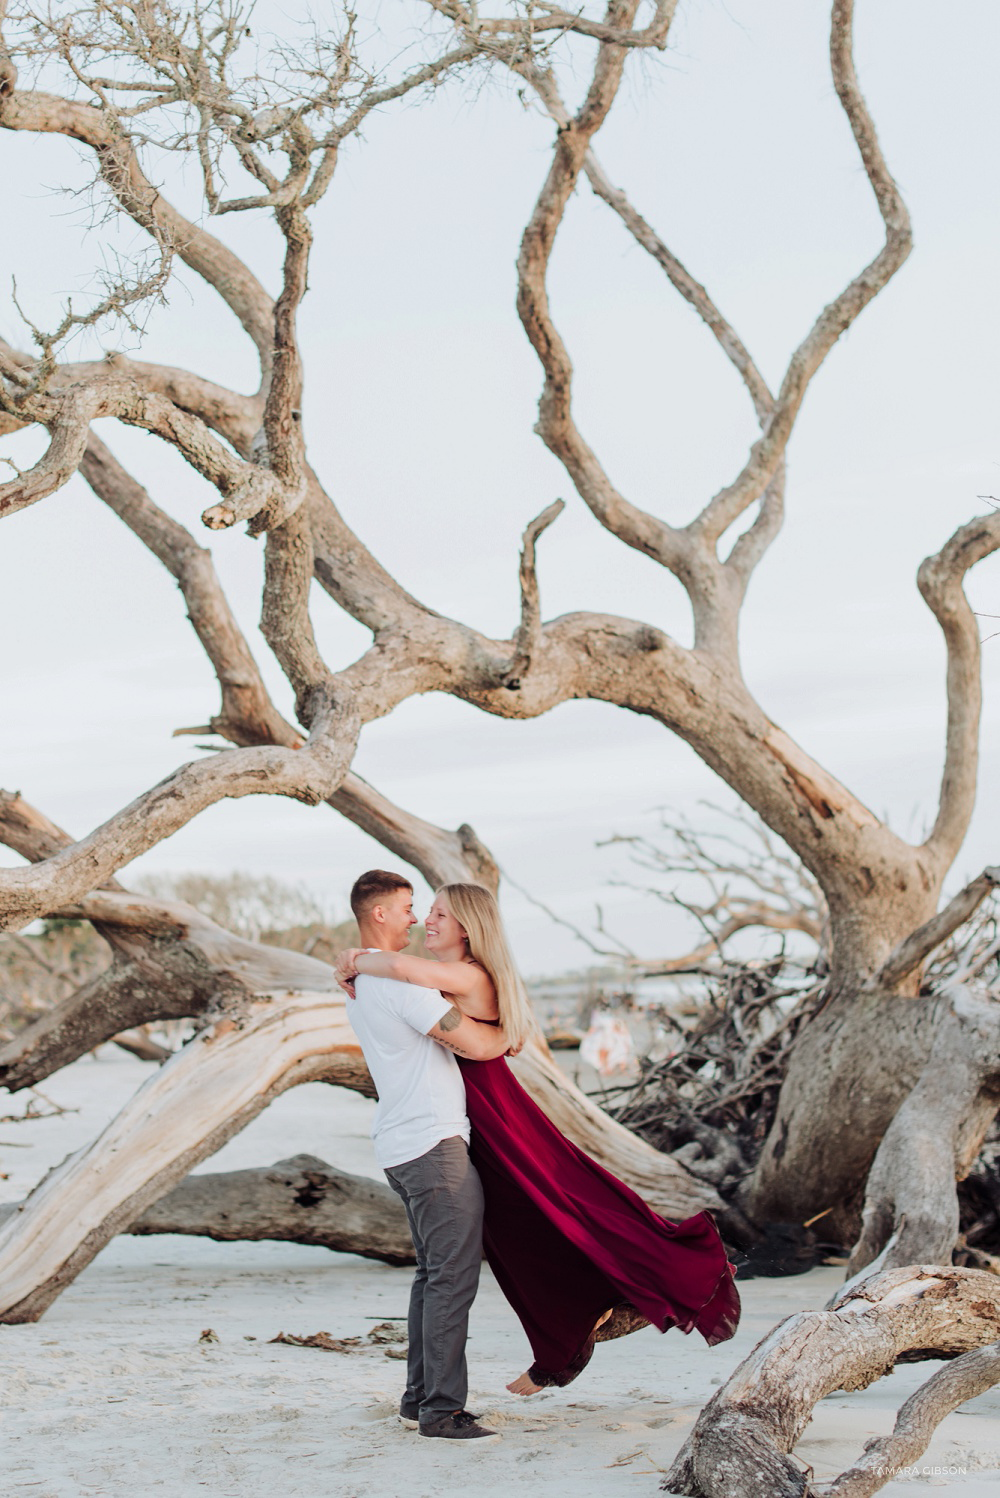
[337,870,740,1444]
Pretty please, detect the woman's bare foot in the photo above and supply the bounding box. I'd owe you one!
[507,1311,614,1396]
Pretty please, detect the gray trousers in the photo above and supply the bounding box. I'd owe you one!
[384,1135,484,1423]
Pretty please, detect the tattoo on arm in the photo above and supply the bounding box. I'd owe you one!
[431,1007,476,1057]
[434,1037,475,1058]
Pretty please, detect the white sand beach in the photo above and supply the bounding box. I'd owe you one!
[2,1051,999,1497]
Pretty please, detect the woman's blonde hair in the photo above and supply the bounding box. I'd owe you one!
[437,883,535,1050]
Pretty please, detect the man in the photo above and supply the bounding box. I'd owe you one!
[342,869,510,1443]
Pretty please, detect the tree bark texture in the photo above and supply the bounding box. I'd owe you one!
[0,993,372,1323]
[847,987,1000,1274]
[0,1154,416,1266]
[663,1266,1000,1498]
[128,1154,415,1266]
[0,998,718,1321]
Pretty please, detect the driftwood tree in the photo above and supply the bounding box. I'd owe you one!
[664,1265,1000,1498]
[0,0,997,1415]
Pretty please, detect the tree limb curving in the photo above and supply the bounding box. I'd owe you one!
[919,511,1000,869]
[817,1339,1000,1498]
[868,867,1000,993]
[664,1265,1000,1498]
[0,81,275,368]
[127,1154,415,1266]
[0,993,372,1323]
[0,693,359,931]
[847,987,1000,1275]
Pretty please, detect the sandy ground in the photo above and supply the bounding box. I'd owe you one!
[2,1051,1000,1497]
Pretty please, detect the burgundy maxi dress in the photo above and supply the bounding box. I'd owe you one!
[457,1047,740,1385]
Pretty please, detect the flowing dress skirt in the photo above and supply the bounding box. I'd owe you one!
[458,1053,740,1383]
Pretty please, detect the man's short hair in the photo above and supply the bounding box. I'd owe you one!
[350,869,413,921]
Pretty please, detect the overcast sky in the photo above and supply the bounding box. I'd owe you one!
[2,0,999,974]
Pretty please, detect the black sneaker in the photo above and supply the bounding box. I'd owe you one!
[418,1409,499,1442]
[402,1405,481,1429]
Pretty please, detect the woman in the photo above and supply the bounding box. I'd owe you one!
[336,883,739,1393]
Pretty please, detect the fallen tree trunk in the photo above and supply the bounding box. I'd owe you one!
[0,1153,415,1265]
[847,986,1000,1275]
[0,938,245,1090]
[0,888,348,1090]
[0,795,717,1213]
[128,1153,414,1265]
[0,992,372,1323]
[815,1338,1000,1498]
[0,897,720,1223]
[0,994,718,1321]
[662,1265,1000,1498]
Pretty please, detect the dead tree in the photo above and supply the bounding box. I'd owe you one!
[1,1155,417,1266]
[663,1265,1000,1498]
[0,0,997,1325]
[0,790,715,1319]
[528,803,830,974]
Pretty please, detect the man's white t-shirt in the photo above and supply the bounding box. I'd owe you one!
[345,971,470,1170]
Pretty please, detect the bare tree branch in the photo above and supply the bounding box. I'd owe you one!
[0,75,275,367]
[508,0,909,657]
[847,989,1000,1277]
[78,433,498,891]
[918,510,1000,867]
[1,0,995,1276]
[329,775,500,894]
[690,0,913,549]
[868,867,1000,993]
[0,369,283,522]
[665,1266,1000,1498]
[0,382,102,516]
[0,338,262,453]
[426,0,678,49]
[818,1339,1000,1498]
[0,691,359,932]
[510,497,564,683]
[79,433,294,745]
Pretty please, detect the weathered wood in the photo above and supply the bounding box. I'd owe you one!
[0,808,717,1322]
[0,993,372,1323]
[110,1027,173,1063]
[0,940,246,1091]
[868,869,1000,993]
[663,1266,1000,1498]
[0,689,358,934]
[128,1154,414,1265]
[0,792,719,1222]
[0,798,315,1086]
[328,774,500,897]
[735,990,942,1245]
[848,988,1000,1274]
[0,888,342,1090]
[819,1339,1000,1498]
[0,989,716,1322]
